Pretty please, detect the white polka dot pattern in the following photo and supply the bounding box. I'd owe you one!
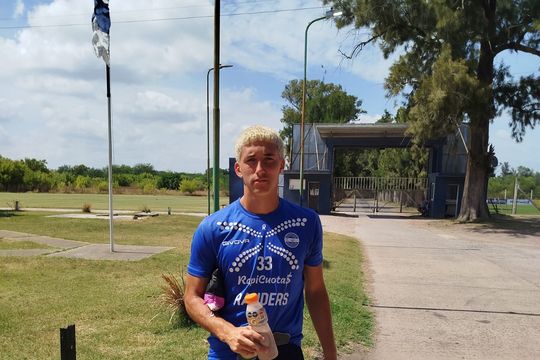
[264,217,307,238]
[228,244,263,273]
[267,243,300,270]
[216,221,262,238]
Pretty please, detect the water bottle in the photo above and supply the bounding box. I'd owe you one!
[245,293,278,360]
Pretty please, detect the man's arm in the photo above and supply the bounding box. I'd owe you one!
[304,264,337,360]
[184,274,264,356]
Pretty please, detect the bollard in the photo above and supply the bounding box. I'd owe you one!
[15,200,20,211]
[60,324,76,360]
[167,207,171,215]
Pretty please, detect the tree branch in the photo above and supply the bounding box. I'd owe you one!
[495,42,540,57]
[339,31,386,59]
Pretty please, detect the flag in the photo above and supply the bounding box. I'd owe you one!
[92,0,110,65]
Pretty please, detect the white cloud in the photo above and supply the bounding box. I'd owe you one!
[0,0,537,174]
[350,113,381,124]
[13,0,25,18]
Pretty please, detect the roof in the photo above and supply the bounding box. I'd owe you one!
[315,123,409,138]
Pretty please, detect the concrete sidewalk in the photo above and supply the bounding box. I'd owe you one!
[320,214,540,360]
[0,230,174,261]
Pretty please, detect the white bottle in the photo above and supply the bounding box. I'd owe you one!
[245,293,279,360]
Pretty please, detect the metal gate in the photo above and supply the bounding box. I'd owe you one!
[333,177,428,213]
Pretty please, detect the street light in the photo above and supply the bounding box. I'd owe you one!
[299,9,342,207]
[207,64,233,215]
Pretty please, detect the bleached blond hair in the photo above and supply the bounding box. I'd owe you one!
[235,125,285,161]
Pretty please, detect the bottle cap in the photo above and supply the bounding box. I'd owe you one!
[244,293,258,304]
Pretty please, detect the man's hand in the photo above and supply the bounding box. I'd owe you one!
[185,275,269,357]
[223,326,266,357]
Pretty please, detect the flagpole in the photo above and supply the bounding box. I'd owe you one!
[106,64,114,252]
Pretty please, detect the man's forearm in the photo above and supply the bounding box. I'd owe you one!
[306,289,337,359]
[185,294,235,343]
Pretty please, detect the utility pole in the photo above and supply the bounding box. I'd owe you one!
[212,0,221,212]
[512,176,518,215]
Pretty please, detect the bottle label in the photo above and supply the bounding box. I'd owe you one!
[246,307,267,326]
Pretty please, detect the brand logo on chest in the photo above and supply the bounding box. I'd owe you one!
[284,232,300,248]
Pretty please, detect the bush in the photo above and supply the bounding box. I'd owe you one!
[82,203,92,213]
[179,178,204,195]
[97,180,109,193]
[74,175,92,191]
[156,273,193,327]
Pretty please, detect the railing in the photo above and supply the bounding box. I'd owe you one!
[333,177,428,191]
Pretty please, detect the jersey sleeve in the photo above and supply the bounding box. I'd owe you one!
[304,213,323,267]
[187,219,217,278]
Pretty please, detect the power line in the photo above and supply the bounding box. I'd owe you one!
[0,0,317,22]
[0,6,324,30]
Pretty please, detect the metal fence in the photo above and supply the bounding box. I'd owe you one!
[333,177,428,191]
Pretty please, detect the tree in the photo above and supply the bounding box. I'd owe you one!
[333,111,428,178]
[500,161,513,176]
[133,163,155,175]
[280,79,365,156]
[517,166,534,177]
[23,158,49,173]
[325,0,540,221]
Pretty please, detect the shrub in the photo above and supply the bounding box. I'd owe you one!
[179,178,204,195]
[74,175,92,191]
[140,205,151,213]
[156,273,193,327]
[82,203,92,213]
[97,180,109,193]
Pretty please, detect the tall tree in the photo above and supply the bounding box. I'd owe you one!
[325,0,540,221]
[280,79,365,156]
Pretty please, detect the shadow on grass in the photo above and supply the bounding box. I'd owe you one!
[461,214,540,238]
[0,210,20,218]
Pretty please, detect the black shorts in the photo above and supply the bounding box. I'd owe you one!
[237,344,304,360]
[275,343,304,360]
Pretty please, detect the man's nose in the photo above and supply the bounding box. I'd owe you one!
[255,161,266,174]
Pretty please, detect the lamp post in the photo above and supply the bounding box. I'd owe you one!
[207,64,233,215]
[299,9,342,207]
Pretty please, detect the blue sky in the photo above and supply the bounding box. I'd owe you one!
[0,0,538,173]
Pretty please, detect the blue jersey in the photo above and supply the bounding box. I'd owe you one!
[188,198,323,359]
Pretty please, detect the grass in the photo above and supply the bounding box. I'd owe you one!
[0,211,372,359]
[0,192,228,213]
[488,203,540,216]
[0,238,54,250]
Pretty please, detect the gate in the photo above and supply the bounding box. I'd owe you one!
[333,177,428,213]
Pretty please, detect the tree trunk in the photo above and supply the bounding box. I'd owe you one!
[457,1,497,222]
[457,120,490,221]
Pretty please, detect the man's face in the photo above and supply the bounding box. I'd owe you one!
[234,141,284,196]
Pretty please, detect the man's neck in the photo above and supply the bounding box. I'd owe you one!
[240,193,279,215]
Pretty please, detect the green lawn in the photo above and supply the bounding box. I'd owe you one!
[0,192,229,213]
[0,238,54,250]
[0,211,372,359]
[489,203,540,216]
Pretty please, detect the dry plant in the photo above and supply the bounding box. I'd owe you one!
[155,272,194,327]
[82,203,92,213]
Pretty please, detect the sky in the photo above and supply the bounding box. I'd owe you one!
[0,0,538,174]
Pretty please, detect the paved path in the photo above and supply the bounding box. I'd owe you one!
[0,230,174,261]
[320,214,540,360]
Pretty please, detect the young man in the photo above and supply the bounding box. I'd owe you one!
[185,125,336,360]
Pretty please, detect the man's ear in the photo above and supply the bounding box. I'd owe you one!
[234,161,242,177]
[279,158,285,173]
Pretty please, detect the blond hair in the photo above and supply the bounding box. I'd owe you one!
[235,125,285,161]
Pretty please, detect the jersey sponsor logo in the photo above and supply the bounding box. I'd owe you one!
[237,273,293,286]
[233,291,289,306]
[284,232,300,248]
[222,238,250,246]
